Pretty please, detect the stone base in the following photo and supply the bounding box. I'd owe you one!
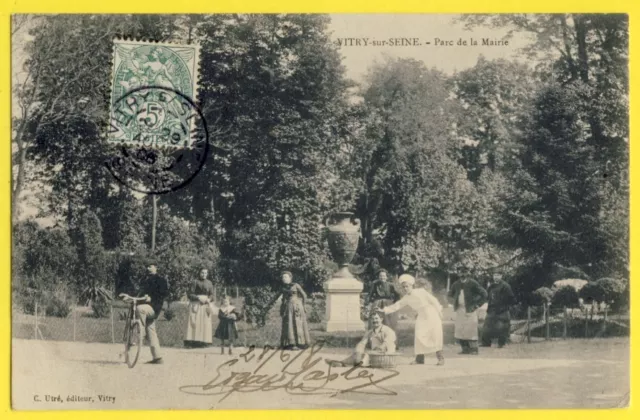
[323,275,366,333]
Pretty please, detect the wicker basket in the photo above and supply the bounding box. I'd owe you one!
[368,352,401,368]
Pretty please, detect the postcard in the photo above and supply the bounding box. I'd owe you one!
[10,13,629,410]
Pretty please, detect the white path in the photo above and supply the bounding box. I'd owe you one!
[11,338,625,410]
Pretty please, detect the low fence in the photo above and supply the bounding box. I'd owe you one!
[12,287,629,349]
[506,304,629,343]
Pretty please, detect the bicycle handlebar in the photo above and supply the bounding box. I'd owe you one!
[119,293,149,303]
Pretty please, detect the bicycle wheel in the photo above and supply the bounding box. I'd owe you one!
[125,321,142,368]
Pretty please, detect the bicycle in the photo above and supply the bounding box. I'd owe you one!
[119,293,149,368]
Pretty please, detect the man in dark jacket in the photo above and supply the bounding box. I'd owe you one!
[135,263,169,364]
[481,273,516,348]
[448,274,487,355]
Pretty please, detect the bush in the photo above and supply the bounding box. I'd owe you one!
[596,278,626,304]
[552,285,581,309]
[529,287,555,306]
[307,292,325,323]
[579,282,605,304]
[91,299,111,318]
[510,302,544,320]
[45,293,72,318]
[242,286,278,327]
[17,283,74,318]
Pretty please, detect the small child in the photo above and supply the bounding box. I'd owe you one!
[214,296,240,355]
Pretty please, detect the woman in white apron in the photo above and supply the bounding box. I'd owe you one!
[184,269,216,348]
[448,275,487,355]
[382,274,445,365]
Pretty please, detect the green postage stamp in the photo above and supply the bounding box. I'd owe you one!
[108,40,200,148]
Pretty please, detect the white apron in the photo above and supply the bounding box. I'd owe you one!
[383,288,443,355]
[455,290,479,340]
[185,296,216,344]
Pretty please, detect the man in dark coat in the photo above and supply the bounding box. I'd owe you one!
[481,273,516,348]
[448,274,487,355]
[135,263,169,364]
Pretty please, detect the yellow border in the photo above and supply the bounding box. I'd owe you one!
[1,1,636,420]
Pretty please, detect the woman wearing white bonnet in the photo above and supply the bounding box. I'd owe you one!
[381,274,445,365]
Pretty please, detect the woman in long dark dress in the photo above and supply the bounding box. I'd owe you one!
[270,271,311,350]
[214,295,240,355]
[366,269,401,330]
[184,269,216,348]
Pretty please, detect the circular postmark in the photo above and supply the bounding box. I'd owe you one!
[105,85,209,194]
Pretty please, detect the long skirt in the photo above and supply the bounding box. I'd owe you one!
[369,299,399,331]
[414,306,443,355]
[184,302,213,346]
[454,306,479,341]
[214,318,239,341]
[280,298,311,348]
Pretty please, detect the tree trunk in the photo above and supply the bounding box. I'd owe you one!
[560,14,579,81]
[446,271,451,293]
[11,123,29,224]
[151,195,158,252]
[573,14,590,83]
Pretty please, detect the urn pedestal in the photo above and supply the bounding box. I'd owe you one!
[323,212,366,333]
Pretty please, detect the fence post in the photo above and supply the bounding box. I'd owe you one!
[544,303,550,340]
[563,306,568,339]
[526,306,531,343]
[111,304,115,344]
[34,300,38,340]
[73,302,77,342]
[584,308,589,338]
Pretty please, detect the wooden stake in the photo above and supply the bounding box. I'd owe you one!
[526,306,531,343]
[111,304,115,343]
[34,301,38,340]
[584,309,589,338]
[563,307,568,339]
[544,303,550,340]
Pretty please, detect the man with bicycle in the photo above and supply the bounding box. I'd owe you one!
[124,262,169,364]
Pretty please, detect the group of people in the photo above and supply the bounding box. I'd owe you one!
[126,261,515,367]
[329,269,516,367]
[124,264,313,364]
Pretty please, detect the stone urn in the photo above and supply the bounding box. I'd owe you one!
[323,212,365,332]
[325,212,361,279]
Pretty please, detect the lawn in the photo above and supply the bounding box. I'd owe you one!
[12,299,459,349]
[12,298,628,350]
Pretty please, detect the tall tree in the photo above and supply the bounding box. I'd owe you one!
[163,14,354,288]
[353,57,462,271]
[22,15,182,244]
[451,57,537,181]
[461,14,629,285]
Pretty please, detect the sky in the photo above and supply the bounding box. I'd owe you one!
[327,14,532,82]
